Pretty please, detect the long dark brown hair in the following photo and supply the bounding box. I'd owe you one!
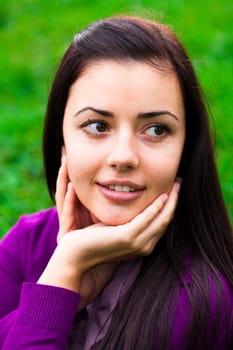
[43,16,233,349]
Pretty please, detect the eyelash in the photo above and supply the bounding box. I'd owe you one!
[80,118,109,135]
[80,118,170,138]
[144,123,170,138]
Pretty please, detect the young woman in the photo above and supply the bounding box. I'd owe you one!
[0,16,233,350]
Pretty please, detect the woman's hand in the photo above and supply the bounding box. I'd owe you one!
[38,156,181,309]
[39,156,119,309]
[55,155,93,240]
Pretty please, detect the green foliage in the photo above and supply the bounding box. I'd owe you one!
[0,0,233,236]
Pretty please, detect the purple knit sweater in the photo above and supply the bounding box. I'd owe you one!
[0,208,233,349]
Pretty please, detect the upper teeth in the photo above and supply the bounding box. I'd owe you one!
[107,185,136,192]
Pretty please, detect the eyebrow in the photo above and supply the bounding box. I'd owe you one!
[74,107,113,117]
[74,106,179,120]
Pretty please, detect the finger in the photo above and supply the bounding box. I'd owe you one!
[57,182,77,243]
[152,178,181,230]
[55,156,69,217]
[119,179,181,256]
[137,178,181,251]
[125,192,168,234]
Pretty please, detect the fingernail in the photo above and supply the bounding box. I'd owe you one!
[161,193,168,203]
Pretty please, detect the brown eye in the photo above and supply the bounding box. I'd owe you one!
[145,124,169,138]
[153,125,164,135]
[96,121,108,132]
[81,119,109,134]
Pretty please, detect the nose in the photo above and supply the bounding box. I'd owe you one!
[106,130,139,171]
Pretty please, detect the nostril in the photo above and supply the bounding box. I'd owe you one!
[112,163,134,170]
[107,146,140,171]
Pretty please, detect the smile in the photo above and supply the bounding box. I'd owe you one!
[105,184,137,192]
[96,181,145,202]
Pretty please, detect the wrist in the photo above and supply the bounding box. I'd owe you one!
[38,247,83,293]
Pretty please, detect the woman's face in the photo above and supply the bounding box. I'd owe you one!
[63,60,185,225]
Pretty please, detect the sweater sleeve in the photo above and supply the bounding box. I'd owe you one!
[0,209,80,349]
[1,283,80,350]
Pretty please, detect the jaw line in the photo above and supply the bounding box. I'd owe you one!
[90,212,101,224]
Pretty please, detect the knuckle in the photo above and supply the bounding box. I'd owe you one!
[130,237,148,255]
[160,214,172,229]
[131,239,141,253]
[117,230,141,253]
[118,232,134,248]
[141,242,154,256]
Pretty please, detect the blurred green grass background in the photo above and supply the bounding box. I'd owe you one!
[0,0,232,237]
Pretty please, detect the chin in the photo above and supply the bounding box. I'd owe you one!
[103,218,130,226]
[93,212,136,226]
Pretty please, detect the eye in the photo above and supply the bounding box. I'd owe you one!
[144,124,169,138]
[81,119,109,135]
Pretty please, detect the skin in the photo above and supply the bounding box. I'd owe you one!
[62,60,185,225]
[38,60,185,309]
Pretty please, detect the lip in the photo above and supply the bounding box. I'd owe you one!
[96,180,145,202]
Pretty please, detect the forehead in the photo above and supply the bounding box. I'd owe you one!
[76,59,175,86]
[67,60,184,119]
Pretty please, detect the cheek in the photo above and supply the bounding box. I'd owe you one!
[64,146,80,181]
[65,140,88,175]
[66,156,85,183]
[148,151,182,190]
[65,147,97,188]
